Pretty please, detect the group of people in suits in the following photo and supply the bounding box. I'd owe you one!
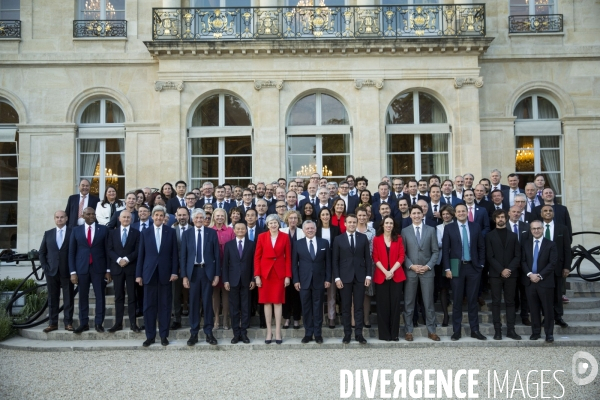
[38,169,572,345]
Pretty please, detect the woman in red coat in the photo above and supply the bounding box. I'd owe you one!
[254,214,292,344]
[372,216,406,341]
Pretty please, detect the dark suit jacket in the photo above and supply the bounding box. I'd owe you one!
[180,226,220,281]
[194,197,215,209]
[136,224,179,285]
[213,201,233,214]
[68,223,109,275]
[485,228,521,278]
[107,209,139,229]
[292,237,331,289]
[550,223,572,275]
[533,204,573,242]
[107,227,140,276]
[426,202,444,226]
[441,195,464,208]
[332,232,373,283]
[372,198,399,222]
[509,220,530,245]
[39,227,72,277]
[65,193,100,228]
[502,188,525,207]
[521,237,556,288]
[166,196,187,215]
[442,221,486,271]
[465,205,490,237]
[131,219,153,232]
[490,184,509,192]
[406,194,430,205]
[316,225,341,244]
[223,237,256,287]
[333,195,360,214]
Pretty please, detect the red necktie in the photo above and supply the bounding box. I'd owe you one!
[87,226,93,264]
[468,207,474,223]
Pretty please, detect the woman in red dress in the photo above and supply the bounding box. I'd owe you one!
[331,198,347,234]
[254,214,292,344]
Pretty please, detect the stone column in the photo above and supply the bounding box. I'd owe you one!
[157,82,185,183]
[479,117,516,180]
[452,83,483,179]
[252,83,282,181]
[353,80,382,181]
[123,123,161,189]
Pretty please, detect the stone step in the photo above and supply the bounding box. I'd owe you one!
[566,280,600,294]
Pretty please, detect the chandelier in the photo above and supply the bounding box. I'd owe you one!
[90,162,119,194]
[515,146,534,172]
[296,164,333,177]
[84,0,116,20]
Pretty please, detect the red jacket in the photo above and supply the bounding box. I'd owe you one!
[372,235,407,284]
[254,232,292,280]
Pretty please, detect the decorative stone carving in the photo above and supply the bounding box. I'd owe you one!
[154,81,184,91]
[253,80,284,90]
[454,77,483,89]
[354,79,384,90]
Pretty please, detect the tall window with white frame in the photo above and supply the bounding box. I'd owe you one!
[0,0,20,20]
[189,93,253,188]
[77,99,126,200]
[386,90,450,182]
[79,0,125,20]
[510,0,555,16]
[0,101,19,249]
[514,94,563,203]
[191,0,251,8]
[287,92,350,182]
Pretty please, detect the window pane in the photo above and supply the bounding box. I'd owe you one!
[105,101,125,123]
[0,142,16,154]
[288,155,317,177]
[321,94,348,125]
[388,154,415,176]
[81,101,101,124]
[192,95,219,127]
[0,203,17,225]
[537,97,558,119]
[509,0,529,16]
[419,93,447,124]
[289,94,316,126]
[322,155,349,178]
[322,134,348,153]
[420,134,448,152]
[225,156,252,177]
[539,136,559,148]
[540,150,560,172]
[287,136,316,154]
[387,92,414,124]
[191,157,219,178]
[0,179,17,201]
[105,138,124,152]
[515,136,535,172]
[107,0,125,20]
[190,137,219,155]
[421,154,448,176]
[105,154,125,176]
[224,136,251,155]
[79,139,100,153]
[514,97,532,119]
[0,102,18,124]
[388,134,415,153]
[224,178,251,187]
[224,95,252,126]
[0,227,17,249]
[0,156,17,178]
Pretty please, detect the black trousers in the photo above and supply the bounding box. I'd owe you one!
[283,284,302,321]
[189,266,215,336]
[515,279,530,319]
[300,286,325,337]
[135,281,144,315]
[553,274,564,319]
[526,283,554,337]
[450,262,481,333]
[172,276,184,323]
[489,276,517,330]
[340,278,365,337]
[46,272,74,326]
[77,270,106,326]
[376,280,403,341]
[229,283,250,337]
[112,271,136,327]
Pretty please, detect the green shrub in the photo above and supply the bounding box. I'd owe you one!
[0,277,37,293]
[20,290,47,318]
[0,303,13,341]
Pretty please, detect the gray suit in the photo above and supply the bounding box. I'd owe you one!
[172,223,192,324]
[401,223,439,333]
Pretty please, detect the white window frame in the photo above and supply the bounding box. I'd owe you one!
[510,0,556,16]
[0,100,18,250]
[78,0,125,20]
[191,0,252,7]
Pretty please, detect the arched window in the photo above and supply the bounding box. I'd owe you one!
[514,94,563,202]
[189,93,252,188]
[286,92,350,180]
[386,91,449,181]
[0,100,19,249]
[77,99,126,199]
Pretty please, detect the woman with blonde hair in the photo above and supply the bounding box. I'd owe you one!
[209,208,235,329]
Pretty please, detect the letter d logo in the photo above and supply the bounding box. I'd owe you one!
[572,351,598,386]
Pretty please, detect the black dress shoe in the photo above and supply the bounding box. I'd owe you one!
[108,324,123,333]
[293,323,301,330]
[301,336,313,344]
[142,338,155,347]
[231,336,240,344]
[315,336,323,344]
[329,324,335,329]
[161,337,169,346]
[451,332,461,341]
[530,334,541,340]
[356,335,367,344]
[342,334,351,344]
[522,317,531,326]
[206,334,218,345]
[170,321,182,330]
[545,335,554,343]
[506,330,522,340]
[95,324,105,333]
[364,324,371,328]
[413,320,419,327]
[131,324,141,334]
[241,334,250,344]
[136,311,143,318]
[187,334,198,346]
[392,337,400,342]
[470,331,487,340]
[139,325,145,330]
[493,330,502,340]
[74,324,89,334]
[276,340,282,345]
[555,318,569,328]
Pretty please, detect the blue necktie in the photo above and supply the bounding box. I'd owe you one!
[513,223,519,239]
[249,227,254,241]
[155,228,161,252]
[57,229,64,249]
[196,229,203,264]
[180,198,185,207]
[532,240,539,273]
[461,224,471,261]
[309,239,316,260]
[122,228,127,247]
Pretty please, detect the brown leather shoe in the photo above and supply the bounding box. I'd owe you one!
[65,325,74,331]
[428,332,441,342]
[43,325,58,333]
[405,332,413,342]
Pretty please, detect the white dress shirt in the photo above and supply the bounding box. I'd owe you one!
[116,226,130,264]
[77,194,89,225]
[56,227,66,249]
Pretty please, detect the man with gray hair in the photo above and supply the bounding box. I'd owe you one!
[195,181,215,208]
[463,173,475,190]
[490,169,508,192]
[327,181,338,200]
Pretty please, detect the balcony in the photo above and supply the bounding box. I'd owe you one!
[73,20,127,38]
[151,4,486,41]
[0,20,21,38]
[508,14,563,34]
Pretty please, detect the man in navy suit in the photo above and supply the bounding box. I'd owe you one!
[68,207,111,333]
[533,188,572,241]
[65,179,100,228]
[194,181,216,208]
[106,210,141,333]
[39,210,74,332]
[213,185,233,213]
[442,203,487,341]
[313,187,333,214]
[223,222,256,344]
[406,179,429,206]
[462,189,490,237]
[130,204,152,317]
[298,182,319,212]
[521,220,557,342]
[508,206,532,326]
[136,205,179,347]
[372,182,398,222]
[293,220,331,344]
[170,207,192,330]
[489,169,509,192]
[181,208,221,346]
[502,173,525,207]
[441,179,463,207]
[426,185,444,226]
[166,180,188,215]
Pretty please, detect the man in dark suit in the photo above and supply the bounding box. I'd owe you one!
[106,210,141,333]
[333,214,373,344]
[452,175,465,200]
[372,182,398,222]
[391,177,405,201]
[135,205,179,347]
[407,179,429,206]
[524,183,542,213]
[166,180,188,215]
[521,220,557,343]
[502,173,525,207]
[181,208,221,346]
[39,211,74,332]
[213,185,233,213]
[298,182,319,212]
[65,179,100,228]
[312,187,333,214]
[489,190,510,219]
[223,222,256,344]
[68,207,111,333]
[107,192,139,229]
[533,188,572,242]
[508,206,532,326]
[440,179,461,206]
[194,181,215,208]
[540,205,572,328]
[334,181,359,214]
[473,184,493,214]
[170,207,192,330]
[489,169,509,192]
[244,208,266,328]
[442,203,487,341]
[426,185,444,226]
[514,194,533,223]
[130,204,152,317]
[293,220,331,344]
[486,210,522,340]
[462,189,491,237]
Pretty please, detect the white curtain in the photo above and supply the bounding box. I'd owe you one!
[80,102,101,123]
[539,137,561,193]
[80,139,99,177]
[537,97,558,119]
[431,103,448,176]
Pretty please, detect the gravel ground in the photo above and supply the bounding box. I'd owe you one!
[1,347,599,399]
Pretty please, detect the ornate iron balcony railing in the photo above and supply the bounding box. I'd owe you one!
[508,14,563,34]
[73,20,127,38]
[152,4,485,41]
[0,20,21,38]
